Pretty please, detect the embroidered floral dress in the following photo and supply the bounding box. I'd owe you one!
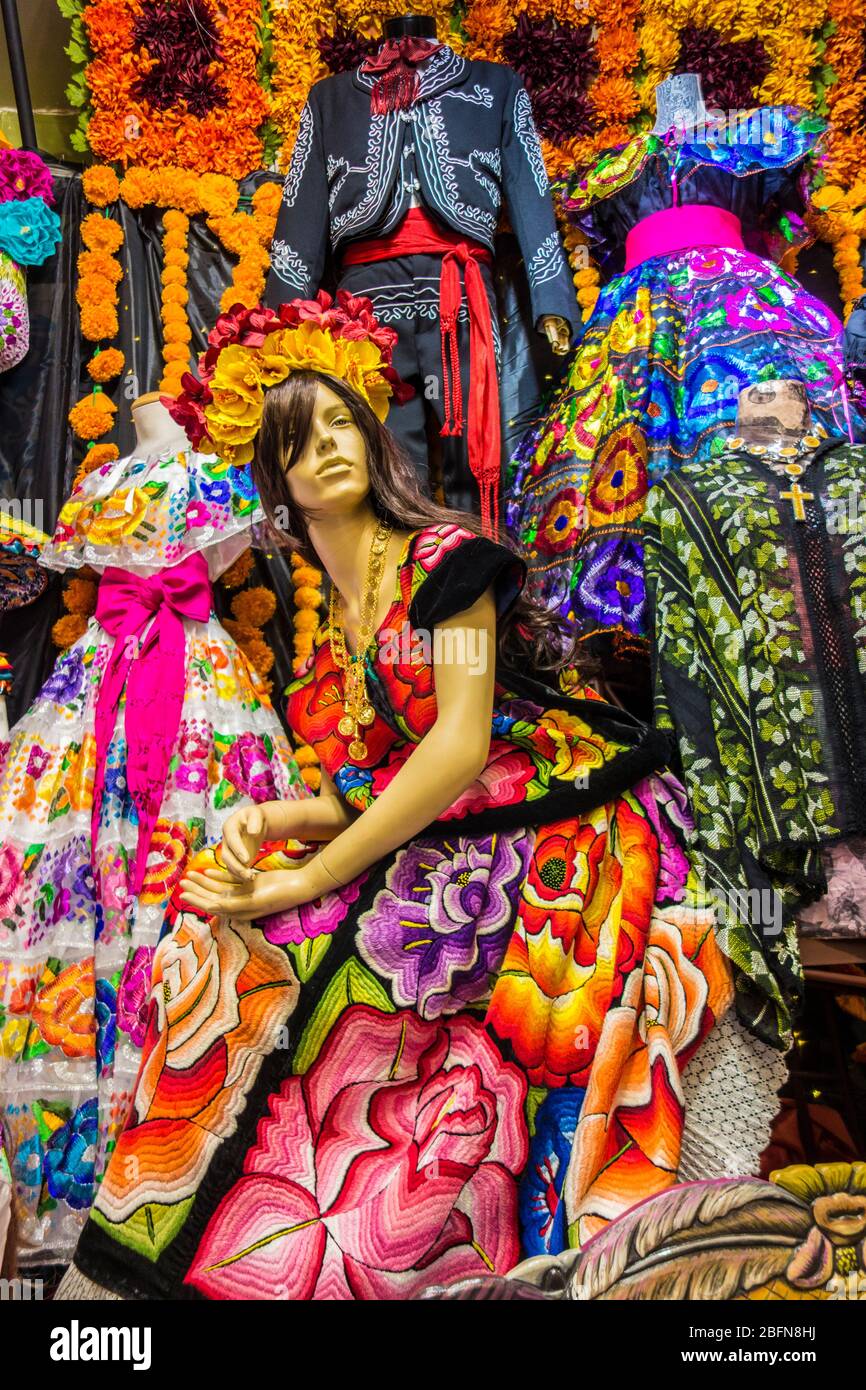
[66,523,732,1301]
[0,446,306,1265]
[505,109,861,652]
[643,435,866,1047]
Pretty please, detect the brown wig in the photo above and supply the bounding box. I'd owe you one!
[251,371,578,672]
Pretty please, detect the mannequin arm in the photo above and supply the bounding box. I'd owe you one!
[180,592,498,919]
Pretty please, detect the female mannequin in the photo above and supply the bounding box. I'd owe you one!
[59,294,739,1301]
[0,394,305,1268]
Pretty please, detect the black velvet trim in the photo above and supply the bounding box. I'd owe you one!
[407,534,526,632]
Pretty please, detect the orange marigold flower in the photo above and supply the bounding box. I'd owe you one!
[83,164,121,208]
[76,272,118,312]
[77,250,123,285]
[589,77,641,123]
[64,576,98,615]
[80,213,124,255]
[163,322,193,344]
[79,302,120,342]
[87,347,125,382]
[163,342,191,363]
[232,586,277,626]
[163,209,190,232]
[241,637,275,677]
[221,548,255,589]
[68,393,117,439]
[199,172,240,218]
[52,613,88,648]
[161,265,187,286]
[161,284,189,306]
[119,166,158,209]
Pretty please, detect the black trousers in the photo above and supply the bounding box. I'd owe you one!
[338,252,500,516]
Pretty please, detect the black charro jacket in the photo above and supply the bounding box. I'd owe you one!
[264,46,578,333]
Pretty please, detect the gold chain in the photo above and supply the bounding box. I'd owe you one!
[328,520,393,761]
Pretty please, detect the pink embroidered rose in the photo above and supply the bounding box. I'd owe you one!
[441,742,535,819]
[186,1005,528,1300]
[0,844,24,915]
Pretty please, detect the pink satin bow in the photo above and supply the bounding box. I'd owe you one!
[92,552,213,896]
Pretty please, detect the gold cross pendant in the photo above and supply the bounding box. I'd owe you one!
[780,480,814,522]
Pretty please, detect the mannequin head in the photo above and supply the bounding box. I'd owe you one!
[252,373,453,560]
[251,373,578,670]
[132,392,193,454]
[735,380,812,442]
[383,13,437,39]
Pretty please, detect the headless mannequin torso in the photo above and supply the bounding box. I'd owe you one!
[131,391,192,456]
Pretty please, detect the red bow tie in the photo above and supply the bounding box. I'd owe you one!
[361,37,443,114]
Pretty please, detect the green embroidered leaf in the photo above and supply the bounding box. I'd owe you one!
[293,958,394,1075]
[287,933,332,984]
[91,1198,194,1263]
[525,1086,547,1139]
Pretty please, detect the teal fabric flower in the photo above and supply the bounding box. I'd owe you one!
[0,196,61,266]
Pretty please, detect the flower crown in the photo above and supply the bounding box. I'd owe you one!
[166,290,412,466]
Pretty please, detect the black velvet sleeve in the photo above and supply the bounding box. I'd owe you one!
[407,533,526,632]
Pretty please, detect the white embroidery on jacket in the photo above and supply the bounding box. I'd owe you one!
[282,103,314,209]
[513,88,548,197]
[470,149,501,202]
[331,112,403,248]
[526,232,566,288]
[442,84,494,107]
[417,100,497,244]
[270,238,310,291]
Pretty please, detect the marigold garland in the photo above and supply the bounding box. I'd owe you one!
[289,550,324,788]
[159,209,191,398]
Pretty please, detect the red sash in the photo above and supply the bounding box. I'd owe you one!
[343,208,501,536]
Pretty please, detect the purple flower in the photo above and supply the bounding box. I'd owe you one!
[117,946,155,1047]
[131,0,227,116]
[574,535,646,635]
[261,872,369,947]
[317,24,377,75]
[40,648,85,705]
[222,733,277,803]
[25,745,50,780]
[176,763,209,795]
[632,772,693,903]
[356,830,532,1019]
[675,25,770,111]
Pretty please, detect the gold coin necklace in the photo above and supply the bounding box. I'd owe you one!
[329,520,393,761]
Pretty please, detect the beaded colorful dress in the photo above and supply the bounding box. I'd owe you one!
[0,446,306,1265]
[505,109,861,650]
[64,523,734,1301]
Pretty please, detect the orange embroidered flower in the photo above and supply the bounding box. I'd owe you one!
[32,959,96,1059]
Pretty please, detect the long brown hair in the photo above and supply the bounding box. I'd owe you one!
[252,371,577,671]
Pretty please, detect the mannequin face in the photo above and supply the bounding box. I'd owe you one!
[285,382,370,515]
[735,380,812,440]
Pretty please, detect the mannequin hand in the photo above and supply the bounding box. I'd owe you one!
[179,864,317,921]
[540,315,571,355]
[218,803,273,881]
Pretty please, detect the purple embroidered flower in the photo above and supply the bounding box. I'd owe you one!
[356,830,532,1019]
[574,535,646,635]
[117,946,155,1047]
[261,872,369,947]
[175,763,209,795]
[222,733,277,804]
[632,772,693,902]
[0,843,23,916]
[25,745,50,780]
[40,648,85,705]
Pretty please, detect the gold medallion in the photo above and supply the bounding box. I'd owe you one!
[338,714,355,738]
[358,704,376,727]
[349,738,367,761]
